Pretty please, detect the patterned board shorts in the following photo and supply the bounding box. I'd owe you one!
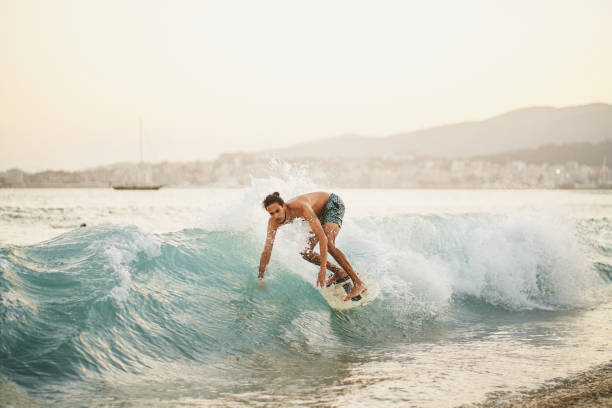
[318,193,346,228]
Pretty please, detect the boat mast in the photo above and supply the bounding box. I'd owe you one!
[139,118,143,163]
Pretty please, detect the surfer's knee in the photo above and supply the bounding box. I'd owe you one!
[326,241,337,252]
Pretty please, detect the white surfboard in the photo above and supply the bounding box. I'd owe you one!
[319,272,379,310]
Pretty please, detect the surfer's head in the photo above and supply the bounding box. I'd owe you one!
[263,192,286,224]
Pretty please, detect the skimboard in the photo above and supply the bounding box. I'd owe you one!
[319,272,379,310]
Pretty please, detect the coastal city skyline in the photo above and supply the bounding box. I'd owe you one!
[1,101,611,175]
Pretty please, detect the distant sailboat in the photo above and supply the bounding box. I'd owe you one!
[112,184,162,190]
[112,119,163,190]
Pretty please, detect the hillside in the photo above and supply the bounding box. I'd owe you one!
[474,141,612,165]
[261,103,612,158]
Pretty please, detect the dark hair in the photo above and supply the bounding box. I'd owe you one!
[263,192,284,208]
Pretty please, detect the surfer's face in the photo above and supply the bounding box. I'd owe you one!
[266,203,285,224]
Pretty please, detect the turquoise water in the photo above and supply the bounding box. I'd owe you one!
[1,184,611,407]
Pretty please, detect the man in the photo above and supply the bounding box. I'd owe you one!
[258,191,366,301]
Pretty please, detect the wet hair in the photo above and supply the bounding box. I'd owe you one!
[262,192,284,208]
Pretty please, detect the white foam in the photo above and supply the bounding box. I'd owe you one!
[87,226,160,302]
[450,212,599,309]
[196,164,605,312]
[340,217,454,315]
[345,211,603,311]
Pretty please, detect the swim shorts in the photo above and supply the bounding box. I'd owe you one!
[318,193,345,228]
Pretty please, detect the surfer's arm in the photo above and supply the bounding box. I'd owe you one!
[258,220,277,278]
[304,207,328,287]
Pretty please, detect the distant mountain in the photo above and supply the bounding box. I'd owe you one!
[474,141,612,166]
[260,103,612,158]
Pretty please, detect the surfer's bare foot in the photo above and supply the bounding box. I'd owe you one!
[326,272,348,286]
[344,282,366,301]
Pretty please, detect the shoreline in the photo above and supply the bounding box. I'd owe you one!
[475,361,612,407]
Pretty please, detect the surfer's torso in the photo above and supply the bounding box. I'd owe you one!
[282,192,331,224]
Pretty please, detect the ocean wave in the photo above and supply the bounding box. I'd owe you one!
[1,200,610,389]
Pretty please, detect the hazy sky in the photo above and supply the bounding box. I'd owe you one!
[1,0,611,172]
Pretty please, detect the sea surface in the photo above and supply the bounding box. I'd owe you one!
[1,180,611,406]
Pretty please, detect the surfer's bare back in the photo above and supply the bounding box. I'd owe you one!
[258,191,366,301]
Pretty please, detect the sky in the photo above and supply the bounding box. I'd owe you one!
[1,0,611,172]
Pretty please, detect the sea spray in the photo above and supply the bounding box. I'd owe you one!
[196,159,319,234]
[195,165,605,313]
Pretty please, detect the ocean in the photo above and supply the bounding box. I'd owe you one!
[1,179,611,406]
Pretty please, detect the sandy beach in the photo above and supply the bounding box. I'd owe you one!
[476,361,612,407]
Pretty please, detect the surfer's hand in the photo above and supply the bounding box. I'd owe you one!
[258,269,264,279]
[317,269,326,288]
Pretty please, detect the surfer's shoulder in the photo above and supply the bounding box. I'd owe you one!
[286,197,304,209]
[292,199,314,218]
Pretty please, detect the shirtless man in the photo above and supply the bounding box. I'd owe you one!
[258,191,366,301]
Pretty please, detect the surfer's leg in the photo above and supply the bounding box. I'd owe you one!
[300,234,344,276]
[303,233,348,285]
[323,223,366,301]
